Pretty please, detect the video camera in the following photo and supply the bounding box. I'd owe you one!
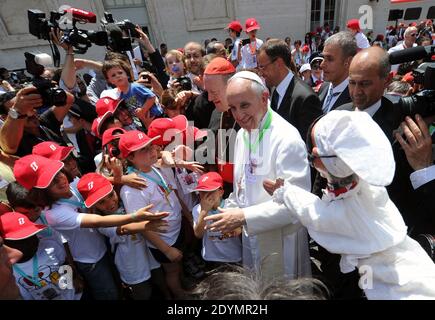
[388,45,435,118]
[28,8,139,56]
[24,52,67,107]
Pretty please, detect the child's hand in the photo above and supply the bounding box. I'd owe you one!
[121,172,148,189]
[104,155,123,178]
[200,193,215,213]
[134,204,169,221]
[135,108,155,129]
[146,219,169,233]
[165,247,183,262]
[263,178,284,196]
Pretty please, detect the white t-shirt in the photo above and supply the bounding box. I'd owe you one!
[45,197,107,264]
[192,203,242,263]
[355,32,370,49]
[240,38,264,69]
[98,226,157,285]
[13,239,79,300]
[121,167,182,248]
[231,38,241,65]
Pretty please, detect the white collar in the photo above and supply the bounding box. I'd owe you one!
[356,99,382,117]
[276,71,294,98]
[330,77,349,94]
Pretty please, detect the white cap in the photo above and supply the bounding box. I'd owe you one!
[313,110,395,186]
[229,71,268,91]
[299,63,311,73]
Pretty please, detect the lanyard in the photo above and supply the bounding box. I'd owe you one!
[58,187,86,209]
[249,39,257,54]
[13,255,41,287]
[38,212,52,237]
[242,109,272,153]
[127,167,172,200]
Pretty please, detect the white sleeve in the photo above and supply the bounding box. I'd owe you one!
[410,165,435,190]
[120,186,150,214]
[45,206,85,231]
[98,226,125,244]
[191,204,201,227]
[244,200,298,235]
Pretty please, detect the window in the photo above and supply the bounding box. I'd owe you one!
[404,7,422,20]
[323,0,336,28]
[103,0,144,8]
[388,9,404,21]
[310,0,336,32]
[427,6,435,19]
[311,0,321,31]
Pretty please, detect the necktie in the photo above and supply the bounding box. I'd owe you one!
[271,89,280,111]
[322,85,340,114]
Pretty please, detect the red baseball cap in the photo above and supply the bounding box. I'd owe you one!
[301,45,310,53]
[32,141,74,161]
[91,111,113,138]
[409,22,417,27]
[193,172,223,192]
[147,117,183,146]
[245,18,260,33]
[204,57,236,75]
[0,212,46,240]
[78,173,114,208]
[102,127,126,147]
[13,155,64,191]
[96,97,123,117]
[118,130,160,158]
[226,20,243,33]
[402,72,414,84]
[347,19,361,31]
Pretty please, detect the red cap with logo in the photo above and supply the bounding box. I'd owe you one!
[226,20,243,33]
[0,212,46,240]
[91,111,113,138]
[245,18,260,33]
[118,130,160,158]
[13,155,64,191]
[148,115,206,146]
[96,97,123,117]
[78,173,114,208]
[204,57,236,75]
[347,19,361,31]
[32,141,74,161]
[102,127,126,147]
[193,172,223,192]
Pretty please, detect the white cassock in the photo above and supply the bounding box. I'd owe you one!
[226,109,312,279]
[261,179,435,300]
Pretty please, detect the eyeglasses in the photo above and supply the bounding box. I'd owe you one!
[311,64,322,70]
[257,58,277,70]
[307,153,337,167]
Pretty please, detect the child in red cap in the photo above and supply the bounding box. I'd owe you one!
[0,211,80,300]
[77,172,168,300]
[118,130,186,298]
[240,18,263,69]
[347,19,370,49]
[192,172,242,270]
[13,154,161,300]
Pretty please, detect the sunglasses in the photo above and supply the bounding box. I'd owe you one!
[306,115,337,167]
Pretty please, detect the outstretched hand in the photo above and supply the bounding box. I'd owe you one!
[203,207,245,234]
[134,204,169,221]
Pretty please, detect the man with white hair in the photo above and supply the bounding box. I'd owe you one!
[205,71,311,280]
[388,26,418,72]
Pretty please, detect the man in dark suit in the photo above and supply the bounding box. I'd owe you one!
[315,46,434,299]
[257,39,322,141]
[317,32,357,113]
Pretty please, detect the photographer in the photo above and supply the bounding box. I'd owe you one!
[0,85,74,156]
[395,115,435,230]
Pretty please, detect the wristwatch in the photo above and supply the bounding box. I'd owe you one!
[8,108,27,120]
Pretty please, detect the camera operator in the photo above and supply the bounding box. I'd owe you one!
[134,25,169,89]
[0,85,74,157]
